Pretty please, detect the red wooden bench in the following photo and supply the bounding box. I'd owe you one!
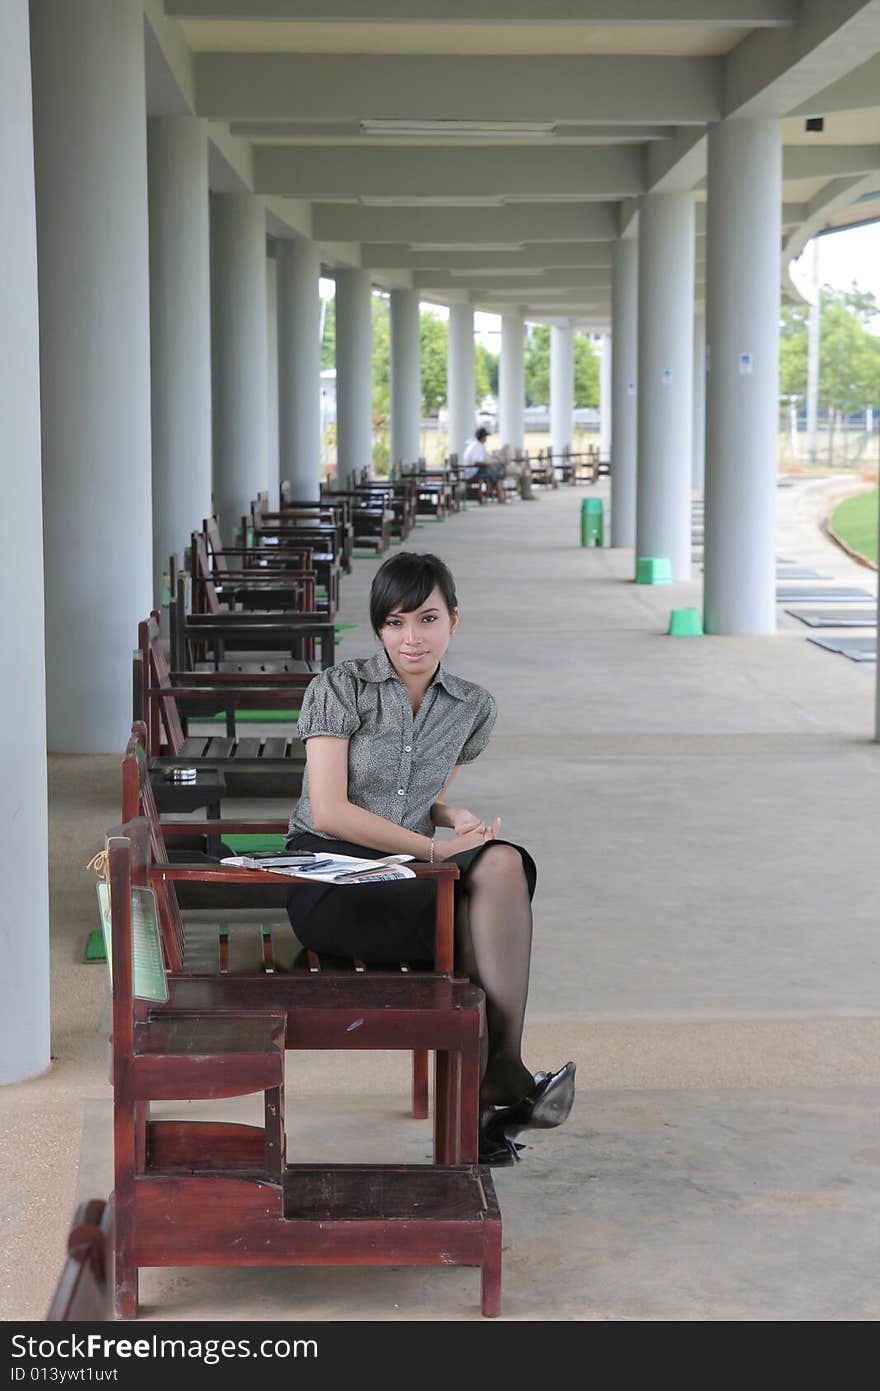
[106,821,500,1318]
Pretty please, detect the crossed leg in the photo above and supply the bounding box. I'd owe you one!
[455,844,535,1106]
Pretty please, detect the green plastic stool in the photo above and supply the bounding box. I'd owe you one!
[636,556,672,584]
[668,607,703,636]
[580,497,604,547]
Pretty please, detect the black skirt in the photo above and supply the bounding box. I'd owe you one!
[285,833,537,966]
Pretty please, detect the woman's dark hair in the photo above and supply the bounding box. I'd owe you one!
[369,551,458,635]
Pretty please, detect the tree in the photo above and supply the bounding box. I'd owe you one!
[524,325,550,406]
[420,309,447,415]
[523,326,599,408]
[574,332,599,408]
[778,286,880,411]
[320,296,335,370]
[475,343,498,401]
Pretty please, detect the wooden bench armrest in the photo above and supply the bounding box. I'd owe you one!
[155,820,288,836]
[151,861,460,971]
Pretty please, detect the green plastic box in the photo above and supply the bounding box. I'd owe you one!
[636,556,672,584]
[668,607,703,636]
[580,497,604,547]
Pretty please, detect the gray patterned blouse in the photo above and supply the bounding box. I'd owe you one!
[287,648,497,839]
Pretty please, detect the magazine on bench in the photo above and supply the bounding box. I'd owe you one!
[220,850,416,884]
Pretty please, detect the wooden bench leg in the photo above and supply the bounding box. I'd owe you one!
[411,1048,429,1120]
[433,1051,455,1163]
[114,1207,138,1319]
[481,1207,503,1318]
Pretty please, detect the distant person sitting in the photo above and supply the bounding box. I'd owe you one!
[462,427,506,503]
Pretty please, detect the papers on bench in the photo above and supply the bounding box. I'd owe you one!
[220,852,417,884]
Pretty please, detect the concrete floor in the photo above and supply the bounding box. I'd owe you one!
[3,475,880,1322]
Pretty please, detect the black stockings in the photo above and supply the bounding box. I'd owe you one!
[455,844,535,1106]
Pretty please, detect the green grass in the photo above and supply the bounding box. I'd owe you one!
[831,489,878,565]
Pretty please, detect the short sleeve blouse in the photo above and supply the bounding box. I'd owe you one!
[289,650,497,839]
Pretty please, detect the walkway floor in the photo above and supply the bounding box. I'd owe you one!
[3,475,880,1322]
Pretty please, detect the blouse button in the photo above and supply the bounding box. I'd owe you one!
[404,745,412,753]
[397,788,405,796]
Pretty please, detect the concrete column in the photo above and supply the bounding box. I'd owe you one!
[31,0,153,752]
[692,312,706,492]
[335,268,373,484]
[0,0,49,1083]
[550,324,574,456]
[636,193,695,581]
[611,237,638,548]
[447,302,475,463]
[277,237,322,498]
[499,312,525,452]
[147,115,212,600]
[599,334,612,459]
[703,119,782,635]
[210,193,269,540]
[390,289,422,466]
[266,252,279,497]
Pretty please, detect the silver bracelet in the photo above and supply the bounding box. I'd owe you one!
[429,836,436,865]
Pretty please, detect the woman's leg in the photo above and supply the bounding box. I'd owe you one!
[455,844,535,1106]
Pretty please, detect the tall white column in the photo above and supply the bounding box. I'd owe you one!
[277,237,322,498]
[447,302,475,463]
[703,119,782,635]
[31,0,153,752]
[499,312,525,452]
[210,193,269,540]
[266,253,279,497]
[335,268,374,484]
[692,312,706,492]
[636,193,695,581]
[148,115,212,599]
[599,334,612,459]
[390,289,422,466]
[0,0,50,1083]
[550,324,574,456]
[610,237,638,548]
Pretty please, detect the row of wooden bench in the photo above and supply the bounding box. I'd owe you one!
[52,486,504,1319]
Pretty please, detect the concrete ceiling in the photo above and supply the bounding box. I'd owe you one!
[148,0,880,325]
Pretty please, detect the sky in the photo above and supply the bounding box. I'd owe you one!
[319,217,880,344]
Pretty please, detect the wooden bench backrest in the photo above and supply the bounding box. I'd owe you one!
[190,533,222,615]
[203,515,229,577]
[137,612,185,757]
[122,727,187,970]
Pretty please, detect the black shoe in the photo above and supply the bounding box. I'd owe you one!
[478,1104,523,1166]
[481,1061,576,1157]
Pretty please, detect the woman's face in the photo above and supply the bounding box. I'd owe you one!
[379,584,459,682]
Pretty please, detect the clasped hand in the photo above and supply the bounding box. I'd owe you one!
[436,809,502,859]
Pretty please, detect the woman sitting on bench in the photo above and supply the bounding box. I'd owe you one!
[284,550,575,1165]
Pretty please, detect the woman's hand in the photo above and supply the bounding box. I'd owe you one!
[451,807,485,836]
[435,817,502,860]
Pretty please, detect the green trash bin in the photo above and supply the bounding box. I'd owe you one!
[581,497,604,547]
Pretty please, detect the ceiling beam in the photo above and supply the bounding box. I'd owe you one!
[311,202,620,243]
[414,268,614,290]
[230,121,676,144]
[646,127,708,191]
[791,52,880,116]
[782,171,880,300]
[724,0,880,118]
[254,145,646,198]
[782,144,880,179]
[360,243,616,269]
[195,54,722,125]
[170,1,797,21]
